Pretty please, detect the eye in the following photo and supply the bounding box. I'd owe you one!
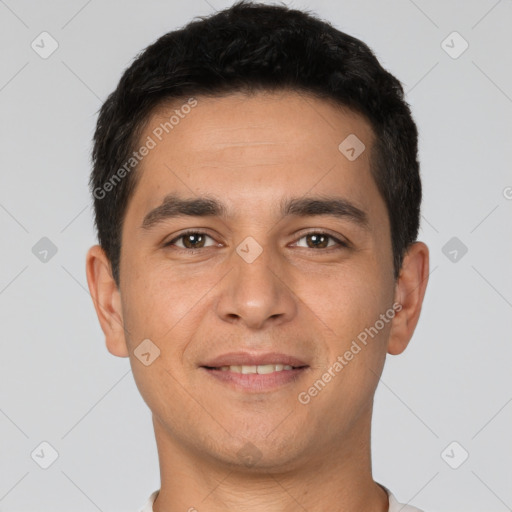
[165,231,217,250]
[164,230,348,252]
[293,232,348,250]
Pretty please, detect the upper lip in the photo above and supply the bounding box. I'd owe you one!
[201,352,309,368]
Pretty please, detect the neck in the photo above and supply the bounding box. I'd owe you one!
[151,410,389,512]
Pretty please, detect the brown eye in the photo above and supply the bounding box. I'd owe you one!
[166,232,216,250]
[181,233,206,248]
[294,232,347,249]
[305,233,330,248]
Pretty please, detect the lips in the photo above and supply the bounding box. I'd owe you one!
[201,351,309,369]
[200,352,310,392]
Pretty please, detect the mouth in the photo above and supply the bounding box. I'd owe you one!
[203,363,303,373]
[200,352,310,392]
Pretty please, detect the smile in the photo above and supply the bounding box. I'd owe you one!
[215,364,296,374]
[201,365,309,392]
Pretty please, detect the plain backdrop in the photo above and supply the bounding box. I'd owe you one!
[0,1,511,511]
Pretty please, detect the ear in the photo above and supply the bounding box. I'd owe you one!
[85,245,129,357]
[387,242,429,355]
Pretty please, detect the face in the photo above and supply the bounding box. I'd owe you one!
[87,90,427,472]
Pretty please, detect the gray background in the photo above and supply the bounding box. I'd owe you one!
[1,0,511,511]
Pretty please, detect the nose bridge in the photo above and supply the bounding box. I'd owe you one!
[215,237,296,329]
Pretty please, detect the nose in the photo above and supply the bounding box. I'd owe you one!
[214,243,297,330]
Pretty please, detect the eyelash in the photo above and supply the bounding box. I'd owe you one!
[164,229,349,253]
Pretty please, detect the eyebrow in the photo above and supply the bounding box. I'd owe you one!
[140,193,369,230]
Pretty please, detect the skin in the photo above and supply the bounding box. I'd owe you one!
[86,90,429,512]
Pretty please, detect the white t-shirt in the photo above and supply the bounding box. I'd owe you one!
[139,486,424,511]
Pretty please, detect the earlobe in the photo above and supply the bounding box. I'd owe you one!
[85,245,129,358]
[387,242,429,356]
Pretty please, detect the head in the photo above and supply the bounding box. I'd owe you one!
[86,1,428,473]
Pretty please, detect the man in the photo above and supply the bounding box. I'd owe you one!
[86,2,429,511]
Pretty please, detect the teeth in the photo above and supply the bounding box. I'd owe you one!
[218,364,296,374]
[256,364,275,374]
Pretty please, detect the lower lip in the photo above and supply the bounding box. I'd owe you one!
[201,367,309,392]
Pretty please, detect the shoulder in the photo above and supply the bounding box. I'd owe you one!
[138,489,159,512]
[382,484,424,512]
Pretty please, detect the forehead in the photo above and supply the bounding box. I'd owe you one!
[124,90,382,223]
[145,90,374,158]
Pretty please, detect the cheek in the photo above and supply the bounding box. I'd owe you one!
[298,271,392,420]
[304,265,391,337]
[120,260,217,352]
[121,271,204,419]
[304,268,394,401]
